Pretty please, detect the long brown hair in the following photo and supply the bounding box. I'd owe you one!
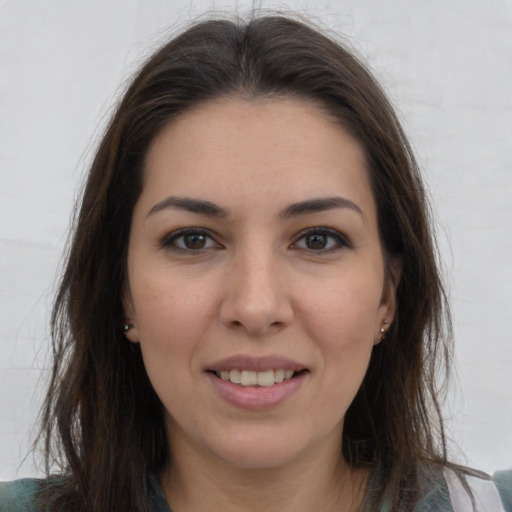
[39,14,452,511]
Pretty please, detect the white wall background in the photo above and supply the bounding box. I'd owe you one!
[1,0,511,480]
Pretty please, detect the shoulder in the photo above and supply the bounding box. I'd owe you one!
[0,478,44,512]
[414,467,452,511]
[0,473,169,512]
[493,469,512,512]
[414,466,512,512]
[442,467,512,512]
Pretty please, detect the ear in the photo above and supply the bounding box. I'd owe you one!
[122,286,140,344]
[375,256,402,345]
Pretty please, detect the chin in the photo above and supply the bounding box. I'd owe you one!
[207,428,321,471]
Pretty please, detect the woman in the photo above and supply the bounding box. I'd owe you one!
[0,14,510,512]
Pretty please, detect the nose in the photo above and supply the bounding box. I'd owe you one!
[219,246,294,337]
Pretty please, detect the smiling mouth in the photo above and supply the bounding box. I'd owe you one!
[211,369,307,387]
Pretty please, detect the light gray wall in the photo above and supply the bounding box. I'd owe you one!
[1,0,511,479]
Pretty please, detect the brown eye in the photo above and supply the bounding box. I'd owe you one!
[161,229,221,253]
[183,233,207,249]
[305,233,329,250]
[292,227,351,253]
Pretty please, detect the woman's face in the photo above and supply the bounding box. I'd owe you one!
[125,98,397,470]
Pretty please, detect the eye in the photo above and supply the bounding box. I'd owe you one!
[291,227,351,253]
[160,229,221,253]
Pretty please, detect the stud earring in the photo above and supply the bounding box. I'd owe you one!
[123,323,132,332]
[380,319,389,339]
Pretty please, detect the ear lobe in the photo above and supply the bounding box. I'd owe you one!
[124,324,140,343]
[123,287,140,343]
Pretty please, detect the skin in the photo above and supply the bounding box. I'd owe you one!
[124,97,398,512]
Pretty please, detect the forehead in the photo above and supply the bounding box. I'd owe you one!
[140,97,374,217]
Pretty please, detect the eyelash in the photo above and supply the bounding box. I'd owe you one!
[160,228,221,254]
[159,227,351,254]
[291,227,352,253]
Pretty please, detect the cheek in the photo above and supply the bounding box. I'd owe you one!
[298,273,381,401]
[299,272,382,345]
[132,278,216,407]
[132,267,219,341]
[128,276,220,405]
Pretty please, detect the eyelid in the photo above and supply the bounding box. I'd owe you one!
[159,227,222,253]
[290,226,353,252]
[158,226,351,254]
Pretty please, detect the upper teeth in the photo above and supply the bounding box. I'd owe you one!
[218,369,295,387]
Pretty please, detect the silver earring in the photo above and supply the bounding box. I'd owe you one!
[123,323,132,332]
[380,319,389,339]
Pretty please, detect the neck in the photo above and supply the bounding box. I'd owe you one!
[160,437,367,512]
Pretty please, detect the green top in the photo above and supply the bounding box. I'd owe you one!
[1,469,511,511]
[494,470,512,511]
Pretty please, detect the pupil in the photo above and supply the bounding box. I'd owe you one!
[307,234,327,249]
[185,234,206,249]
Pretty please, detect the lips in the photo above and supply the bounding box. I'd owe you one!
[206,355,308,409]
[207,355,307,383]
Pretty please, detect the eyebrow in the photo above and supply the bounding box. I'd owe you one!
[279,196,365,221]
[146,195,364,221]
[147,196,230,218]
